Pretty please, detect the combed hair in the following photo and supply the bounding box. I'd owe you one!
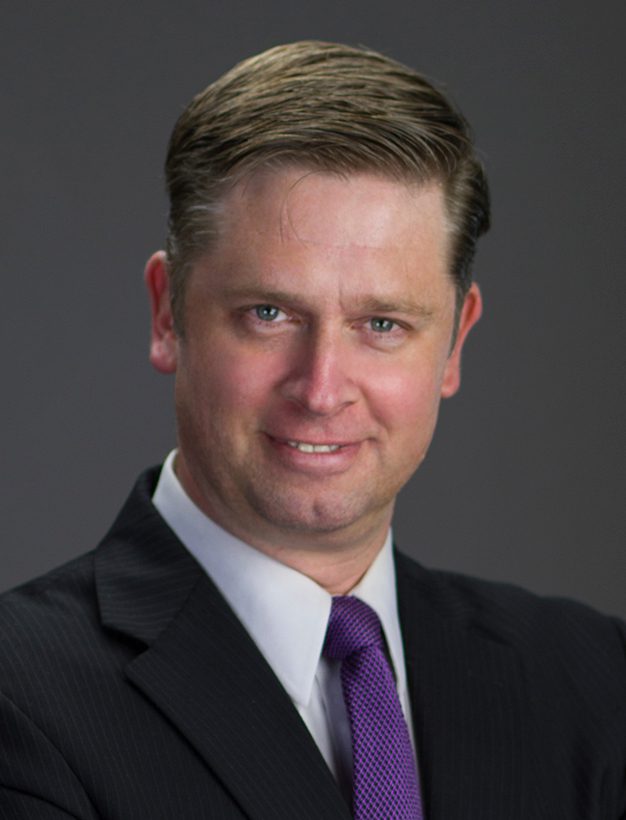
[165,40,490,328]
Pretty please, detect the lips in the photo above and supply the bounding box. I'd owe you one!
[265,433,360,454]
[262,433,365,476]
[286,440,342,453]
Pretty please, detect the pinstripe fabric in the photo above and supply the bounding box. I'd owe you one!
[396,555,626,820]
[1,467,625,819]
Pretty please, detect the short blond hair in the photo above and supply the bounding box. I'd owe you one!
[165,41,490,329]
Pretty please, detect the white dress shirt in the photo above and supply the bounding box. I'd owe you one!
[152,450,415,798]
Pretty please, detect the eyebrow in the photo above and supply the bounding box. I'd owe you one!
[357,297,435,319]
[220,287,436,319]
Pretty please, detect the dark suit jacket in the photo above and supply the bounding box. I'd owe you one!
[1,468,625,819]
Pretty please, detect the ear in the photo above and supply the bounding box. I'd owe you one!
[144,250,179,374]
[440,282,483,398]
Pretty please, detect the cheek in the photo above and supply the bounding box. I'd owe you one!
[181,341,284,418]
[369,364,445,442]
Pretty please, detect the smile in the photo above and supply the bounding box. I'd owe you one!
[286,441,342,453]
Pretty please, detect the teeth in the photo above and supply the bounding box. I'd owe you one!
[287,441,341,453]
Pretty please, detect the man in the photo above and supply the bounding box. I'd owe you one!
[0,41,624,820]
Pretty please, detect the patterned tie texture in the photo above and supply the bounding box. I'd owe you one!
[323,596,424,820]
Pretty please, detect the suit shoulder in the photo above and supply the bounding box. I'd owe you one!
[0,551,121,700]
[0,550,98,632]
[0,467,162,662]
[397,551,626,760]
[396,550,626,673]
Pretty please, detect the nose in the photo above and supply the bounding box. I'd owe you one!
[280,325,358,417]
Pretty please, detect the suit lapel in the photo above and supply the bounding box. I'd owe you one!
[96,471,350,820]
[396,554,533,820]
[126,573,349,820]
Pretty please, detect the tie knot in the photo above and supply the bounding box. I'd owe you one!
[323,596,384,661]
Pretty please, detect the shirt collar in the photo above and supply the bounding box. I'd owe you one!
[152,450,408,707]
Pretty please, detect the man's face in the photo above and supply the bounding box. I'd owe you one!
[146,168,481,553]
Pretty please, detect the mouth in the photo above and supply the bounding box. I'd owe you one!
[285,440,343,454]
[264,433,363,474]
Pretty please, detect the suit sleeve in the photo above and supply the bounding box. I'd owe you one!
[0,691,99,819]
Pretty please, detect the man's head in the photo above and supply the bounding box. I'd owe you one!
[164,40,490,333]
[146,41,488,579]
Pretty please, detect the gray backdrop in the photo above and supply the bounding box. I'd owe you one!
[2,1,624,617]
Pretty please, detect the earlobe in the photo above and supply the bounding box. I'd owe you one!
[440,282,483,398]
[144,250,179,374]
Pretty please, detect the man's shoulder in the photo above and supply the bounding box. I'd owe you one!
[396,548,626,690]
[0,466,156,643]
[397,548,625,638]
[0,549,99,644]
[0,468,172,703]
[0,549,128,726]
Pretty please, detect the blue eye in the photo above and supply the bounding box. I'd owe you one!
[255,305,281,321]
[370,317,396,333]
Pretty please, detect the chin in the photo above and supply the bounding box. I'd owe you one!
[245,486,387,537]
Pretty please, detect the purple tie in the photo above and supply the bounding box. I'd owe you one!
[323,596,424,819]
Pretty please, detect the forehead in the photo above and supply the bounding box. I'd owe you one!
[189,168,454,312]
[216,167,449,253]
